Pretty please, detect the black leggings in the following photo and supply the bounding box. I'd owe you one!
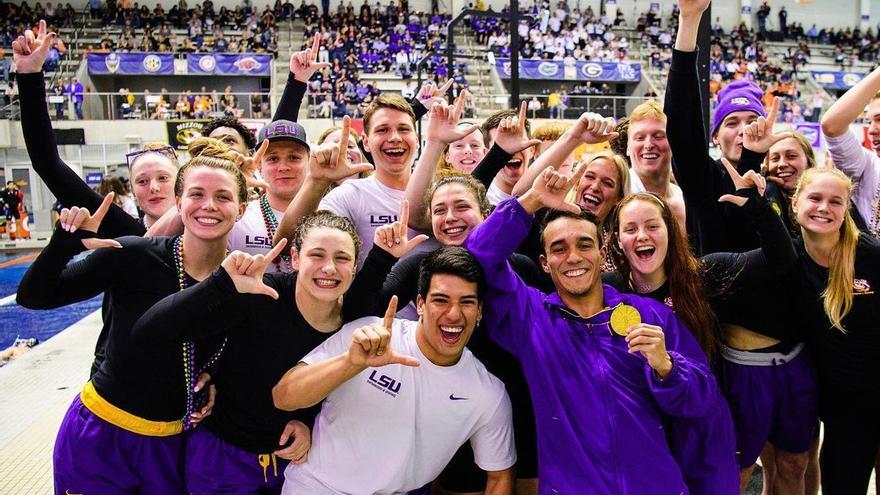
[820,413,880,494]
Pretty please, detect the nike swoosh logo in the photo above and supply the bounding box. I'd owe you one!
[449,394,469,400]
[66,491,83,495]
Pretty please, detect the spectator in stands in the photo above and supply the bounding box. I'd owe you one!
[52,79,65,120]
[65,77,83,120]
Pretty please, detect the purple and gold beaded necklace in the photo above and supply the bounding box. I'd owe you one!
[172,235,227,430]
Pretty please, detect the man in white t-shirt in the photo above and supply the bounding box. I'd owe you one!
[273,247,516,494]
[227,119,310,273]
[821,65,880,236]
[275,95,437,268]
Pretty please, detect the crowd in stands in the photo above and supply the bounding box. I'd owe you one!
[474,2,630,63]
[302,1,467,117]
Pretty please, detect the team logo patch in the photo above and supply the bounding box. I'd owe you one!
[104,52,120,73]
[538,62,559,77]
[853,278,873,295]
[198,55,217,72]
[234,56,262,72]
[581,63,603,78]
[143,54,163,73]
[663,296,674,309]
[770,201,783,217]
[730,97,750,106]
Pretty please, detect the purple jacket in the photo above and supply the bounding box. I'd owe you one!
[465,199,720,495]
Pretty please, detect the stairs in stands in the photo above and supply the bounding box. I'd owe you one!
[272,19,306,120]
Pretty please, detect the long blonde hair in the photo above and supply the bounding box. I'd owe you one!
[793,167,860,331]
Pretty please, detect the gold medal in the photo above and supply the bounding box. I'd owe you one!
[610,304,641,336]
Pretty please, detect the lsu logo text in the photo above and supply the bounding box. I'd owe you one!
[369,215,399,227]
[367,370,401,397]
[244,235,273,248]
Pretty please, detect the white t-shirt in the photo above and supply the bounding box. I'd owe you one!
[318,175,437,268]
[227,199,289,273]
[282,317,516,495]
[486,181,511,207]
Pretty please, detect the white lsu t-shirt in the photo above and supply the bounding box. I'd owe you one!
[227,200,289,273]
[318,175,437,269]
[282,317,516,495]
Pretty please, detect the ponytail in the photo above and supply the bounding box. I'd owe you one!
[824,213,859,331]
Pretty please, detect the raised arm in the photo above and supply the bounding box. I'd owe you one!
[274,33,330,122]
[665,0,718,197]
[472,101,541,192]
[17,195,128,309]
[272,298,419,411]
[15,21,144,238]
[405,90,479,230]
[131,240,289,345]
[821,64,880,138]
[511,111,618,197]
[703,168,797,291]
[273,116,371,245]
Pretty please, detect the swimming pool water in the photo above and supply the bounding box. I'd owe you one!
[0,251,103,349]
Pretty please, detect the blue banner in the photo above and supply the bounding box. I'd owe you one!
[87,52,174,75]
[495,59,640,82]
[187,53,272,76]
[811,71,865,90]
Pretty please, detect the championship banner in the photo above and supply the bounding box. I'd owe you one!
[166,120,209,150]
[811,71,864,90]
[187,53,272,76]
[495,59,640,82]
[87,52,174,75]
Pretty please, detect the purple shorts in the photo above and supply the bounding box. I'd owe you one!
[53,395,186,495]
[718,344,818,469]
[186,426,289,495]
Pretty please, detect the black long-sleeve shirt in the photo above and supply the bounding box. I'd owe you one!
[273,72,307,121]
[18,71,146,239]
[664,49,785,256]
[788,235,880,418]
[16,231,223,421]
[605,190,800,342]
[130,246,395,453]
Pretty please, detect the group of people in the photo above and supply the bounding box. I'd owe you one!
[10,0,880,492]
[476,3,630,64]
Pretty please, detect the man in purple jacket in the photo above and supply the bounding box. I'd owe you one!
[464,167,721,494]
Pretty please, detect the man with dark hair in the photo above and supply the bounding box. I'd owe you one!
[201,116,257,154]
[273,246,515,494]
[464,168,721,493]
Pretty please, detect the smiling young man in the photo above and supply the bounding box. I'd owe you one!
[320,94,429,268]
[479,109,535,206]
[227,120,310,273]
[664,0,773,256]
[821,65,880,237]
[626,100,687,232]
[463,168,720,494]
[272,247,516,494]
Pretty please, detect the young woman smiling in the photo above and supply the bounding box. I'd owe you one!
[16,139,248,494]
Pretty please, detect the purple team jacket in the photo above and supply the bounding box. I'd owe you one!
[465,199,721,495]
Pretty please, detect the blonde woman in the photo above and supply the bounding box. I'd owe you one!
[787,167,880,494]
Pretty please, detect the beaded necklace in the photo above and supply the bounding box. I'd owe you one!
[259,194,292,272]
[869,182,880,239]
[172,235,227,430]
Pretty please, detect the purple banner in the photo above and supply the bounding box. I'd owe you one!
[495,58,640,82]
[187,53,272,76]
[811,71,865,90]
[87,52,174,75]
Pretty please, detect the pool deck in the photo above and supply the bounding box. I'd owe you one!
[0,310,100,494]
